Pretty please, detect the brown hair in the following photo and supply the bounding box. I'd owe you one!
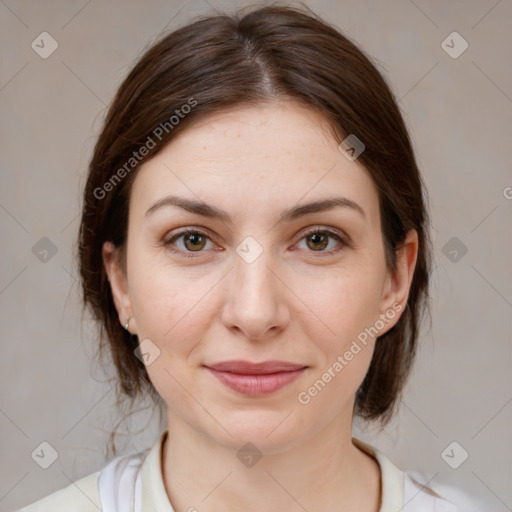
[77,3,431,456]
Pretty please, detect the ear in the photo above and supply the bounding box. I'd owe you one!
[377,229,419,334]
[102,241,137,334]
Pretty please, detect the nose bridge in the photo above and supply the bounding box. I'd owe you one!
[221,239,289,338]
[234,237,279,305]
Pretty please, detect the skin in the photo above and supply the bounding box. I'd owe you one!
[103,100,418,512]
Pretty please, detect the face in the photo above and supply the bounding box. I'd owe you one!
[103,101,417,453]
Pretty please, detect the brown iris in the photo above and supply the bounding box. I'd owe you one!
[306,232,329,251]
[184,233,207,251]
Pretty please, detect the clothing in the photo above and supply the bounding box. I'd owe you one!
[17,430,461,511]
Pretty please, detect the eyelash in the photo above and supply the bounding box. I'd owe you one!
[163,227,350,259]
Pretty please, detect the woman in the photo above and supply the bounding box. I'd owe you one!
[18,4,462,511]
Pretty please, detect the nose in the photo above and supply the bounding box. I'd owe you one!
[220,248,291,342]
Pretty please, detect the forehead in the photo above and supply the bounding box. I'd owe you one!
[130,101,380,226]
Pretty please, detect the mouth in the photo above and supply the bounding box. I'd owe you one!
[204,360,308,396]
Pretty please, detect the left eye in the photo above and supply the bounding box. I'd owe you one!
[164,228,348,258]
[296,228,347,253]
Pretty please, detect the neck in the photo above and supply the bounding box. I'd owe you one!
[161,411,381,512]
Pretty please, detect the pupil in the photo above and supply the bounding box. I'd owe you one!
[186,234,203,250]
[309,233,327,250]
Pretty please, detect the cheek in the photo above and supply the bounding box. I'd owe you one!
[296,273,382,412]
[129,258,217,354]
[129,267,214,408]
[294,267,385,402]
[304,266,384,347]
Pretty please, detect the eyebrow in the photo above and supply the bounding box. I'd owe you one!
[144,194,365,223]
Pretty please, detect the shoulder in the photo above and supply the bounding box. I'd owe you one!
[15,434,162,512]
[15,470,101,512]
[403,472,464,512]
[351,437,469,512]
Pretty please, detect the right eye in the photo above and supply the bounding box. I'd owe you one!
[163,229,216,258]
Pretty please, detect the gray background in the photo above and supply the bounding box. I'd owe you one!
[1,0,511,510]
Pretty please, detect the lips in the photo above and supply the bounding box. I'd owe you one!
[206,360,307,374]
[204,360,307,396]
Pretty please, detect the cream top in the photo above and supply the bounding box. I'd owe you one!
[17,429,461,511]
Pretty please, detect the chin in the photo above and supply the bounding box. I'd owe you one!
[205,414,307,455]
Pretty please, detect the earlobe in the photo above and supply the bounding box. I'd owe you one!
[102,241,134,331]
[379,229,419,328]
